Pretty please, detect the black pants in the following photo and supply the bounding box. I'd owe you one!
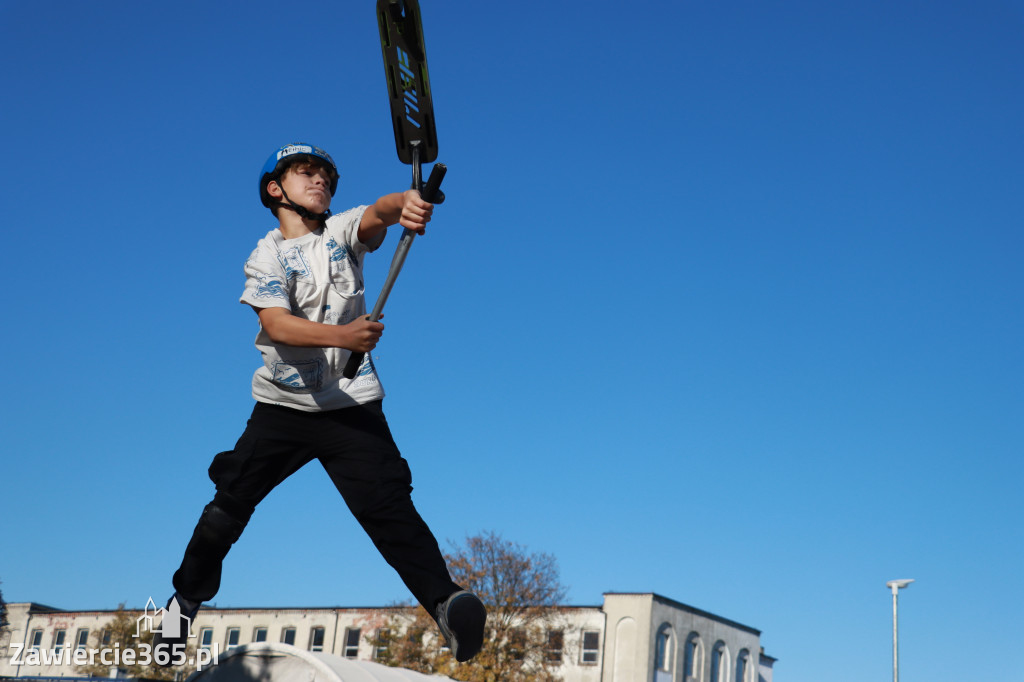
[172,400,460,613]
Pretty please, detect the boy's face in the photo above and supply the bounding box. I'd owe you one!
[271,160,334,215]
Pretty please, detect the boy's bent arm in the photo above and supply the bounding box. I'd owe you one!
[255,306,384,352]
[358,190,434,243]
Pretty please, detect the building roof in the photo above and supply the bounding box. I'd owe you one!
[605,592,763,636]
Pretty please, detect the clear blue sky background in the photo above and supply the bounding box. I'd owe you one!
[2,1,1021,681]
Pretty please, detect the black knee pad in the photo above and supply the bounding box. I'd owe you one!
[173,502,249,603]
[195,502,247,549]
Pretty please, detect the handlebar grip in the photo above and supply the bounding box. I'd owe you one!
[343,349,364,380]
[421,163,446,202]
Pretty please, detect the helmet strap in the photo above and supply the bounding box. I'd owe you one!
[276,186,331,223]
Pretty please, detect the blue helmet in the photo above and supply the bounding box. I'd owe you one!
[259,143,340,208]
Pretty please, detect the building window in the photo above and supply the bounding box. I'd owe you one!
[343,628,361,658]
[53,629,67,654]
[253,627,267,643]
[710,641,729,682]
[655,624,674,672]
[580,630,600,665]
[405,625,427,649]
[684,633,704,682]
[226,628,240,649]
[736,649,751,682]
[309,626,326,652]
[200,628,214,650]
[545,630,564,664]
[75,629,89,651]
[281,627,296,646]
[29,630,42,651]
[373,628,390,660]
[506,628,526,661]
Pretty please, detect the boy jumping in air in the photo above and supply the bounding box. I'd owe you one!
[155,143,485,663]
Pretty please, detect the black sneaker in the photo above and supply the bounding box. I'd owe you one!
[435,590,486,663]
[152,593,200,667]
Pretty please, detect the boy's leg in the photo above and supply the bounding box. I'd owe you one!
[171,402,316,603]
[170,494,252,603]
[315,401,462,612]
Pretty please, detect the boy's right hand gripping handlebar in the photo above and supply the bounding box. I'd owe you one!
[342,162,446,380]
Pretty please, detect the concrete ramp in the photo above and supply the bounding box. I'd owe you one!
[186,642,453,682]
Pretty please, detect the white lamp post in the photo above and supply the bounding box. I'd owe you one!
[886,579,914,682]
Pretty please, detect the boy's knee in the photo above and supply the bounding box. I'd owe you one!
[196,499,249,548]
[374,457,414,501]
[343,465,414,520]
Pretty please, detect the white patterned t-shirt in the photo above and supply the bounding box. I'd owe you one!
[240,206,386,411]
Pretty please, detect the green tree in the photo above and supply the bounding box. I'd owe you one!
[0,581,10,675]
[368,531,569,682]
[0,579,8,633]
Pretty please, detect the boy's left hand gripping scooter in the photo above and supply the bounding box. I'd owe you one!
[344,0,446,380]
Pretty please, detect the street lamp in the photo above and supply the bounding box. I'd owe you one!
[886,579,915,682]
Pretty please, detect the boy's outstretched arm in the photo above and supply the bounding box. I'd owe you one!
[255,306,384,352]
[359,189,433,244]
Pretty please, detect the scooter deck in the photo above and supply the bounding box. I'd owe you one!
[378,0,438,165]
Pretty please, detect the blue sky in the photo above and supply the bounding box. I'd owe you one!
[1,1,1022,681]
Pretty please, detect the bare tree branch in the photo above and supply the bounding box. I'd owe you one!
[369,532,570,682]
